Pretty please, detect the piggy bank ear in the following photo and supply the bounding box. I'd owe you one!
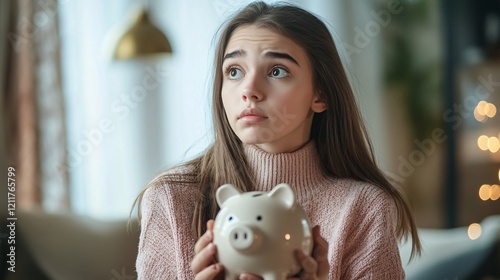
[216,184,241,207]
[268,183,295,209]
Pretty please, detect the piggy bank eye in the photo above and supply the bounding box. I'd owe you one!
[228,216,233,221]
[256,215,262,221]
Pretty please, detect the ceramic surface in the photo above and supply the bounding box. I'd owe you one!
[213,183,313,280]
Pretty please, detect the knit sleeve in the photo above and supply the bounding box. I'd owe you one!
[136,185,178,279]
[340,187,405,280]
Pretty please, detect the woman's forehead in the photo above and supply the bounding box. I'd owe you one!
[224,25,307,62]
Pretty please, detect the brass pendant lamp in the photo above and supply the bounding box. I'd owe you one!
[112,5,172,60]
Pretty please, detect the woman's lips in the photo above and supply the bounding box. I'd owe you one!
[238,108,268,123]
[239,115,268,123]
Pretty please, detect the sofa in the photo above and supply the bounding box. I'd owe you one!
[399,215,500,280]
[2,209,139,280]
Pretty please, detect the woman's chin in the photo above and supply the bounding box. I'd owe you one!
[234,130,274,145]
[238,137,264,145]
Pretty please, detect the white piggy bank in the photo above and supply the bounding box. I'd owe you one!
[213,183,313,280]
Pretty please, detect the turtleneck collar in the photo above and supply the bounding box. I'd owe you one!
[243,140,325,192]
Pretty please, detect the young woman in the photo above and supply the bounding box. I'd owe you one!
[134,2,421,279]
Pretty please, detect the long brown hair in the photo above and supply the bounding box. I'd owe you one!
[133,1,421,260]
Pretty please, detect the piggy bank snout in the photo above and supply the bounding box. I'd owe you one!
[229,225,257,251]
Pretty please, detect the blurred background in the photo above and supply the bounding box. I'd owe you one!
[0,0,499,279]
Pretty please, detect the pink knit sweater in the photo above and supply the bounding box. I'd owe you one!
[136,141,405,279]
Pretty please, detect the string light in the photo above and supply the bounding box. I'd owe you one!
[478,184,500,200]
[478,135,489,151]
[478,136,500,153]
[474,107,487,122]
[477,101,487,114]
[491,185,500,201]
[484,103,497,118]
[474,96,498,231]
[475,100,497,121]
[479,184,491,201]
[488,137,500,153]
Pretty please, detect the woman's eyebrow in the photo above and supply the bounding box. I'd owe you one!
[223,50,299,66]
[264,51,299,66]
[223,50,246,62]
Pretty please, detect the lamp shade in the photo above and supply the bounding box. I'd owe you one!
[112,7,172,60]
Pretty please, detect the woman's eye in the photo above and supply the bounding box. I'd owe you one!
[270,67,289,78]
[228,67,243,79]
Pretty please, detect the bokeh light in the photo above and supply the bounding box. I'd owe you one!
[474,101,497,121]
[479,184,491,201]
[474,107,487,122]
[476,100,487,114]
[487,137,500,153]
[477,135,489,151]
[484,103,497,118]
[490,185,500,201]
[468,223,482,240]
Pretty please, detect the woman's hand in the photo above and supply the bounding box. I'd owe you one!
[291,225,329,279]
[191,219,224,280]
[239,225,330,280]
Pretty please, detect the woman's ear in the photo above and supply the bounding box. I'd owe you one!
[311,96,327,113]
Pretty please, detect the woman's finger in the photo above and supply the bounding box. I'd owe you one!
[194,220,215,254]
[207,219,214,231]
[312,225,330,278]
[194,229,213,254]
[239,272,263,280]
[312,226,328,262]
[194,263,224,280]
[191,243,218,274]
[296,249,318,279]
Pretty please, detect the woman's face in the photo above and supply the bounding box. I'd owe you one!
[221,25,326,154]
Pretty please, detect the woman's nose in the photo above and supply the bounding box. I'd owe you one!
[241,74,264,102]
[241,90,263,102]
